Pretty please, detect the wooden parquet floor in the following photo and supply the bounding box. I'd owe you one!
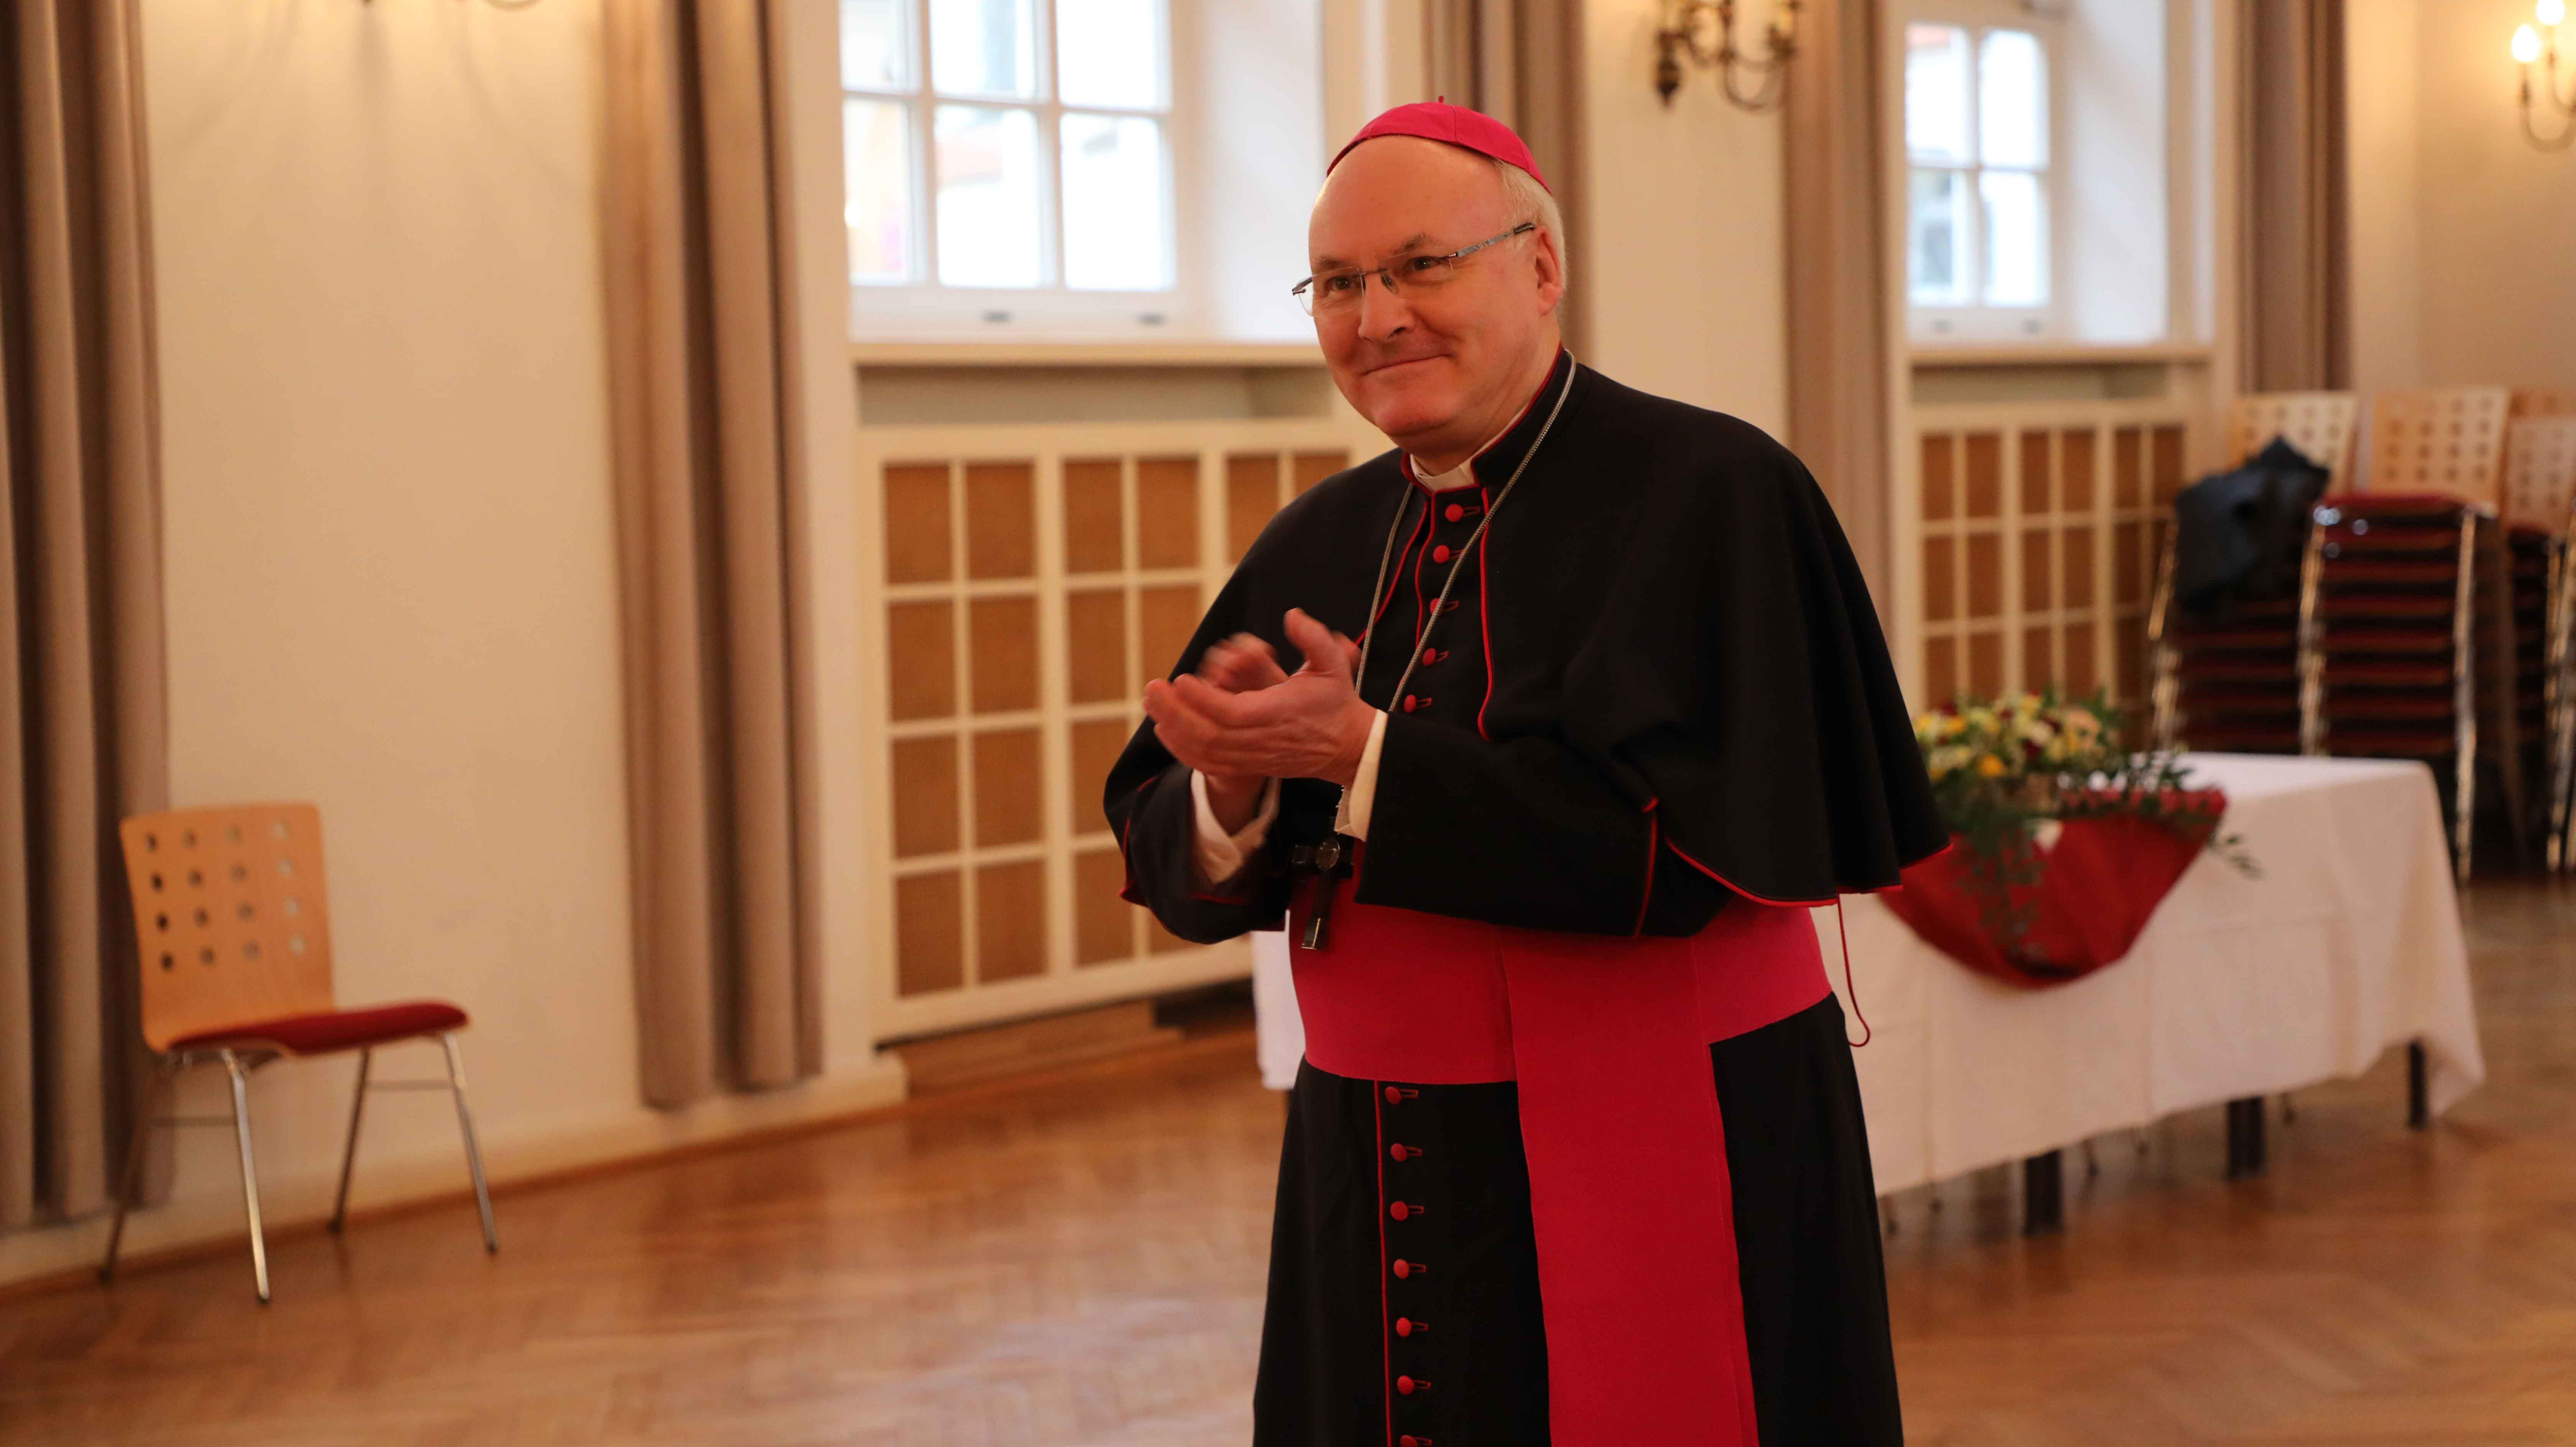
[5,880,2574,1445]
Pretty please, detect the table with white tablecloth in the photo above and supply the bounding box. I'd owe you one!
[1250,753,2484,1199]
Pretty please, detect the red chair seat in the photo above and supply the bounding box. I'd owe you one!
[168,1000,468,1056]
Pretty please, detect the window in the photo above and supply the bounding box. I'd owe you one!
[843,0,1177,327]
[1905,8,2060,340]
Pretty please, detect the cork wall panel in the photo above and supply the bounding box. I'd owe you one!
[890,736,959,858]
[1924,636,1958,706]
[1065,590,1129,705]
[1227,454,1280,562]
[964,462,1037,580]
[1964,434,2003,519]
[1924,536,1956,622]
[1068,718,1131,833]
[2019,432,2052,513]
[969,596,1039,713]
[1922,435,1955,519]
[2063,621,2098,694]
[1137,585,1202,688]
[1965,533,2003,619]
[1136,457,1199,569]
[2062,526,2095,607]
[896,872,964,996]
[976,861,1046,982]
[1967,632,2003,697]
[1073,848,1135,965]
[1063,459,1125,574]
[972,729,1043,846]
[884,464,952,584]
[1292,451,1348,493]
[2060,430,2096,510]
[2021,529,2051,613]
[2150,426,2187,503]
[2113,428,2143,509]
[887,602,956,721]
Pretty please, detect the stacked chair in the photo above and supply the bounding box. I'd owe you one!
[2506,412,2576,867]
[2304,388,2516,882]
[2148,393,2359,752]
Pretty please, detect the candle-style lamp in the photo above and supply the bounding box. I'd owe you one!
[2515,0,2575,151]
[1654,0,1802,114]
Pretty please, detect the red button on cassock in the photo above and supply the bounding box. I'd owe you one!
[1392,1258,1421,1278]
[1400,1437,1432,1447]
[1431,544,1452,563]
[1444,503,1465,522]
[1385,1086,1401,1104]
[1396,1316,1424,1337]
[1397,1375,1426,1395]
[1402,695,1419,712]
[1389,1201,1413,1221]
[1421,648,1443,665]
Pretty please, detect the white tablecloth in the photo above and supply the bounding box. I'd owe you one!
[1247,753,2484,1195]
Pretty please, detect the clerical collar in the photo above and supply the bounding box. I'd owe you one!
[1403,350,1571,492]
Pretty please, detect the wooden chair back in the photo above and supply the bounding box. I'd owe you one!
[2368,386,2513,507]
[2223,391,2360,489]
[2505,418,2576,532]
[118,804,337,1052]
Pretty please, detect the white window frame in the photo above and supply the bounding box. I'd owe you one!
[1902,0,2070,344]
[844,0,1191,338]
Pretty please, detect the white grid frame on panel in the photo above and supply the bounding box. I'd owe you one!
[856,415,1382,1043]
[1908,398,2200,708]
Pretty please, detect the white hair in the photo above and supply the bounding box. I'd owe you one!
[1492,157,1567,283]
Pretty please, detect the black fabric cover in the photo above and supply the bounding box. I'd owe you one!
[1254,994,1904,1447]
[1105,354,1947,934]
[2173,436,2330,619]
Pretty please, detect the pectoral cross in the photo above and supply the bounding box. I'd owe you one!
[1292,835,1353,950]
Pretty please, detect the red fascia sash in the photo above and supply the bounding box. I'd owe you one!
[1291,889,1831,1447]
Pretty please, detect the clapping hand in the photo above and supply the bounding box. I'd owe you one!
[1144,609,1377,829]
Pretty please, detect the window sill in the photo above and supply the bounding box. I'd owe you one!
[1908,341,2215,369]
[849,339,1326,368]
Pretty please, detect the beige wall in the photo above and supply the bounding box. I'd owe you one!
[1580,0,1791,436]
[0,0,897,1291]
[2349,0,2576,396]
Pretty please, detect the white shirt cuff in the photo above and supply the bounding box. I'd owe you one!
[1332,710,1390,840]
[1190,771,1279,889]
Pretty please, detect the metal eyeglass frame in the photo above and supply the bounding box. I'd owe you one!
[1291,222,1538,316]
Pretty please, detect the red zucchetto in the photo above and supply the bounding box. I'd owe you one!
[1327,100,1551,194]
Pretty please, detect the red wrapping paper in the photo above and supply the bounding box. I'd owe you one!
[1881,791,2225,988]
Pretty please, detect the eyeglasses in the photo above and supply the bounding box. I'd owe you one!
[1290,223,1537,317]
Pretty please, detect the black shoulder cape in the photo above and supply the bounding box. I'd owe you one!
[1106,354,1946,941]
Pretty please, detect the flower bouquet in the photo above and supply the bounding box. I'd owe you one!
[1889,689,2253,987]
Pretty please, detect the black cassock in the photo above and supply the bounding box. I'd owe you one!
[1105,352,1945,1445]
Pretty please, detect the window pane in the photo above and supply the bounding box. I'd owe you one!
[935,105,1044,288]
[846,99,915,283]
[1057,0,1164,109]
[930,0,1038,99]
[1905,25,1971,164]
[1981,169,2049,307]
[1980,29,2048,169]
[841,0,911,90]
[1062,114,1170,290]
[1909,168,1970,305]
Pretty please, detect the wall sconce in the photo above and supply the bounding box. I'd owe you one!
[1654,0,1802,113]
[2514,0,2574,150]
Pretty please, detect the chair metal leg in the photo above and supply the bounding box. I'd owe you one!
[221,1050,272,1303]
[441,1034,498,1253]
[330,1048,373,1233]
[99,1059,171,1283]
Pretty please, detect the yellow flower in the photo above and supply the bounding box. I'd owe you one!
[1975,754,2008,778]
